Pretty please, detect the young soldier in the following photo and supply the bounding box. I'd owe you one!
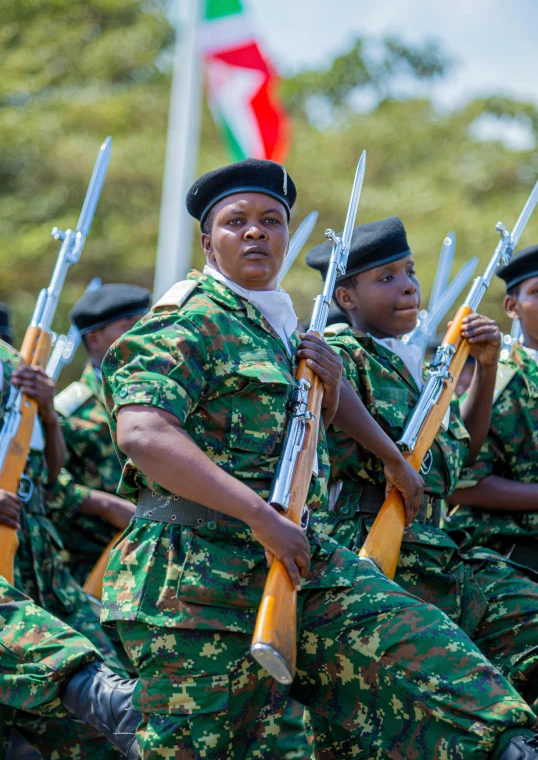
[0,576,140,759]
[0,338,129,759]
[305,217,538,754]
[102,160,538,760]
[450,245,538,574]
[47,284,150,585]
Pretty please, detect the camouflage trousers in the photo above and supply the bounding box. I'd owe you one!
[274,699,311,760]
[0,578,126,759]
[116,544,536,760]
[449,504,538,575]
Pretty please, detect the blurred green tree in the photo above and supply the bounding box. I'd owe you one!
[1,1,537,386]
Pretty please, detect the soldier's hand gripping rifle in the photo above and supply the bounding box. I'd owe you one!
[250,151,366,685]
[0,137,112,583]
[359,179,538,580]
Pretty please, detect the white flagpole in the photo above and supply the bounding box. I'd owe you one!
[153,0,202,302]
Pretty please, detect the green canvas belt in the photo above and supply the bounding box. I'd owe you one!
[135,489,243,527]
[329,481,442,528]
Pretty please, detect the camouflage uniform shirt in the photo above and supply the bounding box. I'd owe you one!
[101,270,338,633]
[312,327,469,540]
[47,362,122,583]
[451,341,538,553]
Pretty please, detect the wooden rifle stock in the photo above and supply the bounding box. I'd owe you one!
[251,346,324,684]
[0,327,53,583]
[83,530,123,600]
[358,305,473,578]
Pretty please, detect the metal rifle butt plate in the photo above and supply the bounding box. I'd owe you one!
[357,555,381,571]
[250,643,294,685]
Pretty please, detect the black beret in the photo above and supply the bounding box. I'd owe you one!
[0,302,13,340]
[306,217,411,282]
[70,283,151,336]
[498,244,538,290]
[186,158,297,227]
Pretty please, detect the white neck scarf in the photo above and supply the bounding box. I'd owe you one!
[372,335,424,390]
[203,265,299,353]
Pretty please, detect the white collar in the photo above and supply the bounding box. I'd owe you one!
[372,335,424,391]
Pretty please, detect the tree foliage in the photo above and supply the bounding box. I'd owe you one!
[1,0,538,386]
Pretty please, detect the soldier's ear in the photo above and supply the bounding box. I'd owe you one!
[335,285,353,312]
[504,294,519,320]
[201,232,215,261]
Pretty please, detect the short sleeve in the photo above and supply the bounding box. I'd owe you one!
[102,309,209,427]
[46,468,90,519]
[457,430,502,489]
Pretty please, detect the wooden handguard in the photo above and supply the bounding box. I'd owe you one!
[251,345,324,684]
[0,328,52,583]
[83,530,123,600]
[358,305,473,578]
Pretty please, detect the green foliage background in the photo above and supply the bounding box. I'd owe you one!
[2,0,538,385]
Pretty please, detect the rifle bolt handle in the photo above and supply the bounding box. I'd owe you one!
[51,227,66,241]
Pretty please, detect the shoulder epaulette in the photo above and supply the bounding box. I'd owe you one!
[54,382,94,418]
[324,323,350,338]
[493,363,518,404]
[152,280,199,311]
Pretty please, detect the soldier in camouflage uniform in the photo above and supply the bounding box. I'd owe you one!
[47,284,150,586]
[0,574,140,758]
[450,245,538,574]
[305,218,538,757]
[101,160,538,759]
[0,338,129,759]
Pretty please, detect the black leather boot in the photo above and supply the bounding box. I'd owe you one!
[499,734,538,760]
[61,661,141,759]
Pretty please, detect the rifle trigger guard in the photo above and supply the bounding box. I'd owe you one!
[18,474,35,504]
[420,449,433,476]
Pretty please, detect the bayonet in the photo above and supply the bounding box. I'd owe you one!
[278,211,319,285]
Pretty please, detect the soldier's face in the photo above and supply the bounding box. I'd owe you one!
[505,275,538,349]
[202,193,289,290]
[335,255,421,338]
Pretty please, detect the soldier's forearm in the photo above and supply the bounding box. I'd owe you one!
[116,405,275,527]
[460,361,496,462]
[42,413,67,484]
[80,490,135,530]
[333,378,402,465]
[452,475,538,512]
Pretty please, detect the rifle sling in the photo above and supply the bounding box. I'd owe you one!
[329,482,442,528]
[135,489,243,527]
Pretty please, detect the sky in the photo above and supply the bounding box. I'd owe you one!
[248,0,538,110]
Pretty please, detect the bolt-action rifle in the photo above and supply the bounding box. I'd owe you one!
[359,180,538,579]
[0,138,112,583]
[250,151,366,685]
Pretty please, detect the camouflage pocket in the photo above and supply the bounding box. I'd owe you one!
[176,524,267,611]
[228,361,292,454]
[138,672,230,715]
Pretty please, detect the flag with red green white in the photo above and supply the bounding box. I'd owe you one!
[200,0,291,163]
